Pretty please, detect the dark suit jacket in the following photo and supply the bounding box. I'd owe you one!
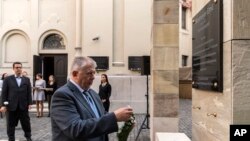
[98,83,111,101]
[0,75,32,111]
[51,81,118,141]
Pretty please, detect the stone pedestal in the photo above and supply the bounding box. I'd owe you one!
[155,132,190,141]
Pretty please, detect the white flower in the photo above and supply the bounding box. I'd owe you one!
[4,101,9,105]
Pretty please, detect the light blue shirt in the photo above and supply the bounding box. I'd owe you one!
[15,75,22,87]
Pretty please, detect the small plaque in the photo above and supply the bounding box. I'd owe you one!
[192,0,223,92]
[128,56,142,71]
[89,56,109,70]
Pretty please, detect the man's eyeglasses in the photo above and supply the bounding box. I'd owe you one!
[14,67,22,69]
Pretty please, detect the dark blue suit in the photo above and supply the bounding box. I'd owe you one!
[1,75,32,140]
[51,81,118,141]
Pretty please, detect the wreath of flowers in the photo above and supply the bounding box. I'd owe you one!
[117,114,136,141]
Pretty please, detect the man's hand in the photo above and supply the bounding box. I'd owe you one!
[114,106,133,122]
[0,106,7,112]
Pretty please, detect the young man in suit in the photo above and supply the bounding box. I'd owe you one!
[51,56,133,141]
[0,62,33,141]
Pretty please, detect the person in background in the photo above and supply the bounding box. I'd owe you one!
[98,74,112,141]
[0,73,8,118]
[45,75,57,117]
[99,74,112,112]
[0,73,8,92]
[0,62,32,141]
[22,71,28,77]
[22,71,33,99]
[51,56,133,141]
[33,73,46,118]
[0,73,8,94]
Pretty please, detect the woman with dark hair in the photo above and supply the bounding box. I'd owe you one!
[33,73,46,117]
[98,74,112,112]
[0,73,8,97]
[0,73,8,87]
[45,75,57,117]
[99,74,112,141]
[0,73,8,118]
[1,73,8,80]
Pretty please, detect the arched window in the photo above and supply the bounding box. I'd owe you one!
[43,34,65,49]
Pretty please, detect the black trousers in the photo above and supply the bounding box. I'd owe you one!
[7,108,31,140]
[105,134,109,141]
[103,101,110,112]
[47,94,53,115]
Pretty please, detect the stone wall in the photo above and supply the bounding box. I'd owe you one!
[231,0,250,124]
[192,0,250,141]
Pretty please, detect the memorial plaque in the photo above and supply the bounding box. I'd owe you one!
[89,56,109,70]
[192,0,223,92]
[128,56,142,71]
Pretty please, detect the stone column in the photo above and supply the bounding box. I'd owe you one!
[75,0,82,57]
[112,0,125,66]
[151,0,179,140]
[231,0,250,124]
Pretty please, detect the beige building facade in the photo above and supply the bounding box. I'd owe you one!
[0,0,151,77]
[0,0,152,120]
[1,0,180,140]
[2,0,249,141]
[179,0,192,68]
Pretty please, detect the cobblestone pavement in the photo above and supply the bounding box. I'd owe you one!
[0,99,191,141]
[179,98,192,139]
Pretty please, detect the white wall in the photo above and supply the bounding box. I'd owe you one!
[91,75,149,113]
[179,4,192,68]
[0,0,152,76]
[0,1,152,110]
[83,0,152,74]
[0,0,76,75]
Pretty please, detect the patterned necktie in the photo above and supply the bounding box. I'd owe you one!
[83,91,100,118]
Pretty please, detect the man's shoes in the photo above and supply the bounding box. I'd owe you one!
[26,137,32,141]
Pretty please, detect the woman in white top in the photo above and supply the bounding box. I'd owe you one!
[33,73,46,117]
[0,73,8,118]
[0,73,8,97]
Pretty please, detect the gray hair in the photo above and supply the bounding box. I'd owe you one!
[70,56,97,73]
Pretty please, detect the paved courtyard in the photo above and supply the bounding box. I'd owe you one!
[0,99,191,141]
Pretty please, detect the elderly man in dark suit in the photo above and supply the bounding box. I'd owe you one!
[51,56,133,141]
[0,62,33,141]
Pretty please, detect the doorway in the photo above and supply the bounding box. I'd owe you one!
[33,54,68,88]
